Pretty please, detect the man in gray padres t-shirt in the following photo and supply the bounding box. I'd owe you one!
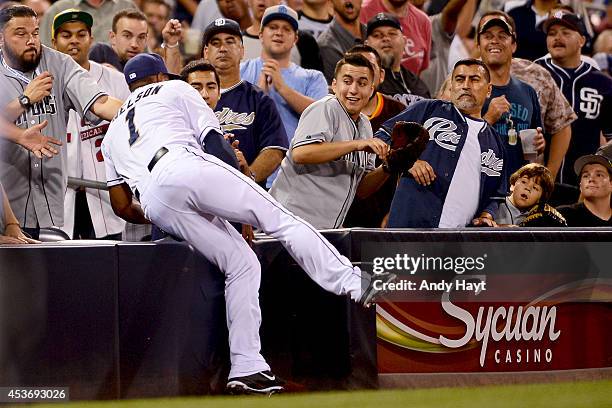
[0,5,123,237]
[270,54,391,229]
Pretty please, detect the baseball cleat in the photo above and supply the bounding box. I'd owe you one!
[226,370,285,395]
[359,272,397,307]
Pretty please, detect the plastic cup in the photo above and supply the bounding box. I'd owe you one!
[519,129,538,161]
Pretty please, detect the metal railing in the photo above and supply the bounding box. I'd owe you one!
[67,177,108,191]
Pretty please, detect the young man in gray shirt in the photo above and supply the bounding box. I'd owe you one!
[270,53,391,229]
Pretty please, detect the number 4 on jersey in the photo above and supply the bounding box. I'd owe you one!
[126,107,141,145]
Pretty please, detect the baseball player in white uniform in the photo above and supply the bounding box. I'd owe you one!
[102,53,392,395]
[51,9,128,239]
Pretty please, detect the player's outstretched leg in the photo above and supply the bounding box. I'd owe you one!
[140,184,283,394]
[172,149,394,305]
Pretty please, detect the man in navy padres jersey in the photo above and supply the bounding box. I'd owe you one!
[376,59,508,228]
[536,10,612,186]
[202,18,288,187]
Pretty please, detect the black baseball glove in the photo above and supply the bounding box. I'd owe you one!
[383,121,430,175]
[519,203,568,227]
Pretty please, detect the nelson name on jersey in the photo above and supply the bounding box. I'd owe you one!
[114,84,164,119]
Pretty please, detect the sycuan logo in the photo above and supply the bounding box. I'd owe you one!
[424,117,461,151]
[481,149,503,177]
[440,301,560,367]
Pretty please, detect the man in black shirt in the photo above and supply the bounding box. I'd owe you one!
[364,13,430,106]
[558,143,612,226]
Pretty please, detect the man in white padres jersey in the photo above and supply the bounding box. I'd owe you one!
[52,9,127,239]
[102,53,393,395]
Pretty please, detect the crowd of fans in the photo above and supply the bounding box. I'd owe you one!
[0,0,611,244]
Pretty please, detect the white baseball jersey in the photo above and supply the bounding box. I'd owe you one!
[102,80,221,192]
[63,61,129,238]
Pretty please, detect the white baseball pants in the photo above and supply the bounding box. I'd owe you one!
[138,146,363,378]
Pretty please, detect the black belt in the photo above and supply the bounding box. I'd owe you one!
[148,147,169,171]
[135,147,169,200]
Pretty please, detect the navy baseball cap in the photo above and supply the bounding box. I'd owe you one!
[261,5,299,31]
[366,13,402,37]
[478,16,515,38]
[124,53,180,85]
[543,10,587,36]
[203,18,243,45]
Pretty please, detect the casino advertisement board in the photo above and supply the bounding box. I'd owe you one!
[363,242,612,372]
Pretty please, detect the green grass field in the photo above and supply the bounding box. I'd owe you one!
[12,379,612,408]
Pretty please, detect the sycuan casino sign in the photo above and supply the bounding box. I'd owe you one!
[362,242,612,372]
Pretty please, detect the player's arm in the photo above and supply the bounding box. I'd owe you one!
[249,149,284,182]
[205,130,240,169]
[90,95,124,121]
[108,183,150,224]
[292,138,389,165]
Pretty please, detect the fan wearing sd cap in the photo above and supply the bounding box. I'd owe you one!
[375,58,508,228]
[536,9,612,187]
[102,53,394,395]
[200,18,288,188]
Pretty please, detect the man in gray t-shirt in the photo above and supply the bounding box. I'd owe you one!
[270,54,391,229]
[0,6,123,237]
